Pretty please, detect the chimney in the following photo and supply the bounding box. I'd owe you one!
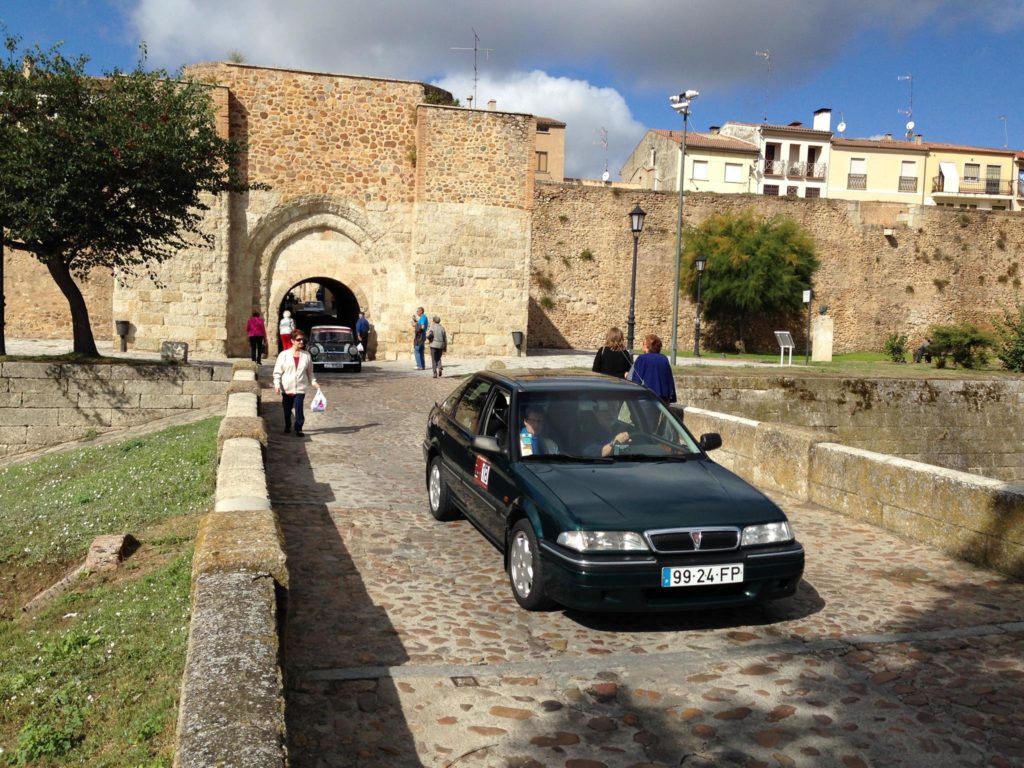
[812,108,832,132]
[914,134,923,144]
[487,99,497,111]
[709,126,721,134]
[884,133,893,141]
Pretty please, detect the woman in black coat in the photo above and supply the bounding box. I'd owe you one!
[592,326,632,378]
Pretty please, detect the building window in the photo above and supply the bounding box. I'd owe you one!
[805,187,821,198]
[724,163,742,183]
[963,163,980,182]
[649,149,656,167]
[986,165,1001,194]
[536,152,548,173]
[787,186,798,197]
[692,160,708,181]
[537,124,550,133]
[848,157,867,190]
[763,184,780,196]
[899,161,918,193]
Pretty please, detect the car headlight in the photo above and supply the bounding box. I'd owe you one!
[308,343,323,359]
[741,522,793,547]
[557,530,650,553]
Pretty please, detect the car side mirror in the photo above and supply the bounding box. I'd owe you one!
[699,433,722,452]
[472,435,502,454]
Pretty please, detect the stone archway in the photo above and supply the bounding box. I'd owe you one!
[275,276,360,343]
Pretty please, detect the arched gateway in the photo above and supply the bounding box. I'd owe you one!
[109,62,534,361]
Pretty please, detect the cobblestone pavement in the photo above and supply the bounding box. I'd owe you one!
[266,364,1024,768]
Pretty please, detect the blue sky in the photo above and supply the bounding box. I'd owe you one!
[3,1,1023,178]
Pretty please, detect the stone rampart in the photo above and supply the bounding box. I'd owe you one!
[675,372,1024,482]
[0,360,232,458]
[529,184,1024,353]
[683,406,1024,579]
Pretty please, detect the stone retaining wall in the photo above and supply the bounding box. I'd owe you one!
[0,360,233,458]
[176,362,287,768]
[682,406,1024,579]
[675,373,1024,483]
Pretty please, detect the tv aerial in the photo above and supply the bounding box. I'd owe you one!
[451,29,493,107]
[755,49,771,122]
[898,74,914,138]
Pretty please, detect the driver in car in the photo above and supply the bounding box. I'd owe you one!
[581,400,632,457]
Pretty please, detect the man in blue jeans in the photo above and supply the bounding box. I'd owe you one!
[412,306,428,369]
[355,311,370,361]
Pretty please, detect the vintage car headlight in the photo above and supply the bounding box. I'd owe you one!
[308,343,324,359]
[557,530,650,553]
[741,522,793,547]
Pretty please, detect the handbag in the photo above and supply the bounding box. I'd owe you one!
[624,351,643,385]
[310,389,327,413]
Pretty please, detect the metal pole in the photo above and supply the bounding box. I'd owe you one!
[693,269,703,357]
[805,290,812,364]
[627,232,639,354]
[670,109,689,364]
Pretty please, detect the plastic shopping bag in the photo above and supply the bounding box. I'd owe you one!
[310,389,327,413]
[356,342,365,352]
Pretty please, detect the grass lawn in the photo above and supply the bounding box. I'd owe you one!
[0,417,220,767]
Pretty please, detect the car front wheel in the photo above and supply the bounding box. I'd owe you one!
[508,519,553,610]
[428,456,457,521]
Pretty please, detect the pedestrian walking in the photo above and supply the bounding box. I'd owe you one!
[630,333,677,406]
[427,315,447,377]
[272,329,320,438]
[246,310,267,365]
[355,311,371,361]
[279,310,295,351]
[592,326,632,379]
[412,306,428,369]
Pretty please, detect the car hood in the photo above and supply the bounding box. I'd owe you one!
[520,459,785,529]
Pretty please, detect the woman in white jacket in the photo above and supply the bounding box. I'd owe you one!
[272,328,320,437]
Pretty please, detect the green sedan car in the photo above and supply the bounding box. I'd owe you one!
[423,369,804,612]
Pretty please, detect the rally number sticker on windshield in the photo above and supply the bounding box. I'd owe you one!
[474,455,491,489]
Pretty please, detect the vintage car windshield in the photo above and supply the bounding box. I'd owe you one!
[516,391,701,460]
[311,329,354,343]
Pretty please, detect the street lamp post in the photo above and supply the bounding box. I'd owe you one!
[626,205,646,354]
[693,254,707,357]
[669,89,699,364]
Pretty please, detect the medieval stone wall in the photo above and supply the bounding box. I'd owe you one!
[529,183,1024,353]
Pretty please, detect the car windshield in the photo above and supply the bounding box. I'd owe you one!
[516,390,701,460]
[312,329,354,343]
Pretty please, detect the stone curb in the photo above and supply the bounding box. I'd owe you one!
[176,377,288,767]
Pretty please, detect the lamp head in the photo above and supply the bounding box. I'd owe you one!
[629,204,646,235]
[695,254,707,273]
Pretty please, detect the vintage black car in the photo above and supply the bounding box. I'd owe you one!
[308,325,362,372]
[422,370,804,612]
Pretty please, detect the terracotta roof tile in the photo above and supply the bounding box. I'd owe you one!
[650,129,758,153]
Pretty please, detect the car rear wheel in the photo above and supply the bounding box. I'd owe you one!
[428,456,457,521]
[508,519,553,610]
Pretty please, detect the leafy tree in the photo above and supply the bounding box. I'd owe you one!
[680,211,819,352]
[994,303,1024,372]
[0,31,258,357]
[884,332,908,363]
[928,323,994,369]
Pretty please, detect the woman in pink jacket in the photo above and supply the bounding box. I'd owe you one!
[272,329,320,437]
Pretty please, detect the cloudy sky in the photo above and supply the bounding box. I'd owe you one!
[4,1,1024,178]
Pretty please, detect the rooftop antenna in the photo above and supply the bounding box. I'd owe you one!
[755,50,771,123]
[897,74,914,139]
[595,126,609,178]
[451,29,493,107]
[1000,115,1008,148]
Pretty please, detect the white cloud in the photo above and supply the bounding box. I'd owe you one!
[432,71,644,179]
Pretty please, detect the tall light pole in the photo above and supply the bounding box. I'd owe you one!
[626,204,646,354]
[669,89,699,364]
[693,254,707,356]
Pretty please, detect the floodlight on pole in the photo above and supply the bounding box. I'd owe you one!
[669,89,698,365]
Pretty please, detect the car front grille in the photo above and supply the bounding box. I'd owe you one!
[646,527,740,553]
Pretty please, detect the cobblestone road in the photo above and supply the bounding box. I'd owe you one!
[264,360,1024,768]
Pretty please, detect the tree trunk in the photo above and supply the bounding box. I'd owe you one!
[45,258,99,357]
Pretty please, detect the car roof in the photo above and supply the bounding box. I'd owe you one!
[311,325,353,332]
[475,368,644,393]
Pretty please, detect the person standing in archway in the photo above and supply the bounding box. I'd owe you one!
[355,311,370,361]
[279,310,295,351]
[246,310,267,365]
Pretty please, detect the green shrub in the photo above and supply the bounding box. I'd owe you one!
[928,323,994,369]
[883,333,908,363]
[995,303,1024,372]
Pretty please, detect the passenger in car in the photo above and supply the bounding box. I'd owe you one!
[519,406,559,456]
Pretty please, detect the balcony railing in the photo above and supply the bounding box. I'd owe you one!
[806,162,827,180]
[787,161,806,177]
[931,177,1014,196]
[765,160,786,176]
[898,176,918,193]
[847,173,867,190]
